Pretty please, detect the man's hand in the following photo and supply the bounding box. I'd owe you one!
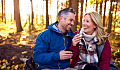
[60,50,73,60]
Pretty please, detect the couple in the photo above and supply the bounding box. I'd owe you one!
[33,8,111,70]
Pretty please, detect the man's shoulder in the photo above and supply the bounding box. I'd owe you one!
[38,29,54,37]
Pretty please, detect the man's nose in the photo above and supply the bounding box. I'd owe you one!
[71,21,74,26]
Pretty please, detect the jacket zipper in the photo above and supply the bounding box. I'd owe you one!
[63,35,66,50]
[58,61,60,69]
[58,35,67,69]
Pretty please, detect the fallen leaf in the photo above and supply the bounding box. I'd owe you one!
[21,51,27,54]
[11,56,17,60]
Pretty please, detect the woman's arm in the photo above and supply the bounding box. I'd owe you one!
[99,39,111,70]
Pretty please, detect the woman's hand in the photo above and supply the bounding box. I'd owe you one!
[72,34,81,46]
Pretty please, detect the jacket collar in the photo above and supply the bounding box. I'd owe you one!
[48,21,75,38]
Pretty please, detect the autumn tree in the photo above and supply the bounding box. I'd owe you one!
[85,0,87,12]
[69,0,78,32]
[96,0,98,12]
[30,0,35,31]
[14,0,23,32]
[103,0,107,27]
[1,0,3,22]
[107,0,113,33]
[1,0,5,23]
[46,0,49,28]
[3,0,5,23]
[80,0,83,28]
[99,0,103,15]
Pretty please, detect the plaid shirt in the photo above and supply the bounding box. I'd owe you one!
[75,36,99,69]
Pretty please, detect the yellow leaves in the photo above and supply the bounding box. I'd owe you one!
[115,28,120,33]
[0,22,16,37]
[31,45,34,48]
[14,65,18,70]
[7,66,10,70]
[0,59,24,70]
[13,64,23,70]
[11,65,15,69]
[118,61,120,64]
[2,59,7,63]
[11,56,17,60]
[22,51,27,54]
[19,46,22,48]
[118,49,120,52]
[19,64,23,68]
[0,59,9,69]
[0,60,1,64]
[1,65,6,69]
[0,64,2,68]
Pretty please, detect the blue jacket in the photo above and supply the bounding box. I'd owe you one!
[33,21,75,69]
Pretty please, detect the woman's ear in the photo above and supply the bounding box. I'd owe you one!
[94,25,97,29]
[94,27,97,30]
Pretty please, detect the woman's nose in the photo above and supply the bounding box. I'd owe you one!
[82,22,85,25]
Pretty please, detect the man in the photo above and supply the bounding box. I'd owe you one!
[33,8,76,69]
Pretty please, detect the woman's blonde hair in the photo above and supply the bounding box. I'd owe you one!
[85,12,108,45]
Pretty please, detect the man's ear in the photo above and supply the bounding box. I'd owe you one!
[60,16,63,20]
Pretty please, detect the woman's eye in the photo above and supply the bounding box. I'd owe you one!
[86,20,89,22]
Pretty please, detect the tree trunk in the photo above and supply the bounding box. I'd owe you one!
[69,0,71,8]
[70,0,78,32]
[103,0,107,27]
[66,0,69,7]
[30,0,35,31]
[42,2,44,25]
[57,0,59,17]
[107,0,113,33]
[3,0,6,23]
[99,0,103,15]
[1,0,3,22]
[96,0,98,12]
[113,0,117,32]
[46,0,49,29]
[80,0,83,28]
[11,13,13,22]
[85,0,87,12]
[14,0,23,32]
[115,0,117,19]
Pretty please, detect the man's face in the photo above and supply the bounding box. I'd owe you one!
[60,12,75,32]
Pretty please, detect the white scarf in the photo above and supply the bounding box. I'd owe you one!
[79,28,96,42]
[79,28,97,51]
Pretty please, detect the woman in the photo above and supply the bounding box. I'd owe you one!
[69,12,111,70]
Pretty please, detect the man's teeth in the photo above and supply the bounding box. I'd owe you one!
[68,25,71,28]
[84,27,88,28]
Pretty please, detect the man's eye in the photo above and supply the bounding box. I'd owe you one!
[83,20,85,22]
[70,19,73,21]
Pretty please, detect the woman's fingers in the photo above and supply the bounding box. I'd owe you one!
[72,34,81,46]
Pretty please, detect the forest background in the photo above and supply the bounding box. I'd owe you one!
[0,0,120,70]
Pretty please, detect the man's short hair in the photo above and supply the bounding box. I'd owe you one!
[58,8,76,20]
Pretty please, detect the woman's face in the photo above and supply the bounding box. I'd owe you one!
[82,14,97,35]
